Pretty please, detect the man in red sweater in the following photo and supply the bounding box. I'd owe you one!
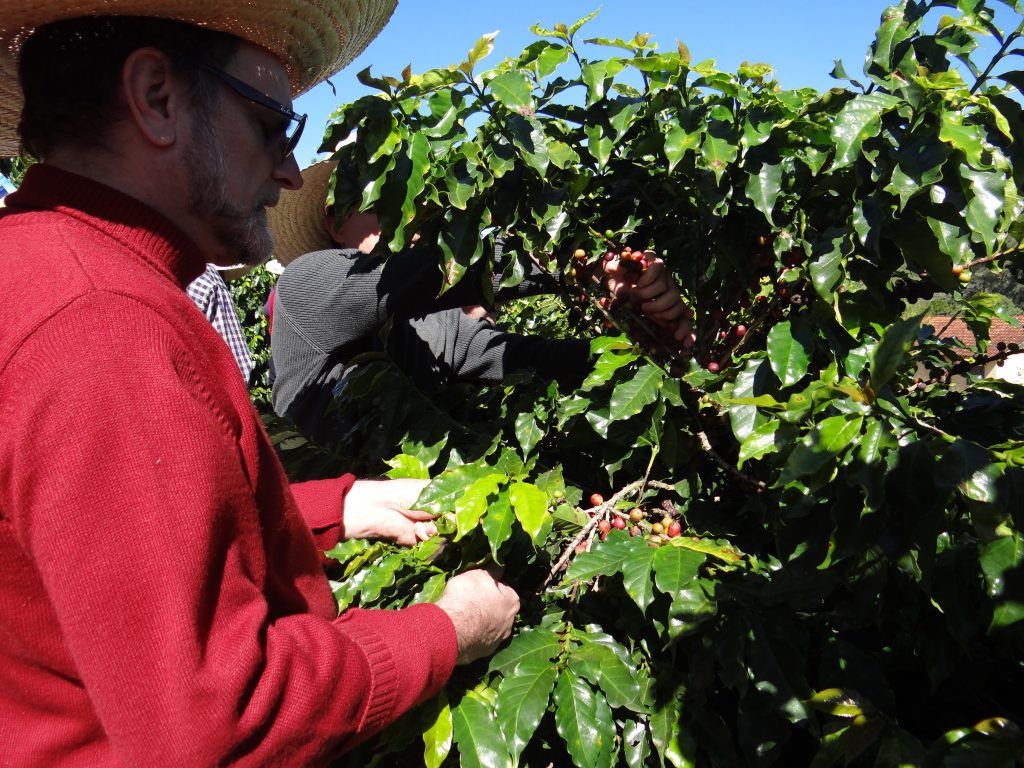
[0,6,518,767]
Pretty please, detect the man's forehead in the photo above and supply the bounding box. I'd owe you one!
[226,41,294,104]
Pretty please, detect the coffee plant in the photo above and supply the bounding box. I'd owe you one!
[275,3,1024,765]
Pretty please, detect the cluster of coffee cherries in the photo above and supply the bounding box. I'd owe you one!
[586,494,683,547]
[570,245,696,361]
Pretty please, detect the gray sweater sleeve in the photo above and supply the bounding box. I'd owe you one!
[389,309,589,390]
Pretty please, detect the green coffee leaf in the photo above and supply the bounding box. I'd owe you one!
[767,320,814,387]
[423,692,453,768]
[652,545,705,595]
[739,421,782,467]
[454,474,505,541]
[745,163,783,224]
[482,493,516,562]
[489,628,561,677]
[452,691,513,768]
[831,93,898,169]
[515,412,544,456]
[510,481,549,543]
[554,671,615,768]
[869,313,923,390]
[609,363,664,422]
[489,71,533,109]
[495,658,558,764]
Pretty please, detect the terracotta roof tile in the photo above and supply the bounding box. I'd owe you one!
[924,316,1024,348]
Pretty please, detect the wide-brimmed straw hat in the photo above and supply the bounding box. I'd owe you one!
[0,0,397,155]
[267,158,339,266]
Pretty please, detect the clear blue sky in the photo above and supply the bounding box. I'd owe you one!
[291,1,926,166]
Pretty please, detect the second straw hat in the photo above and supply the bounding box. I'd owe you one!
[267,158,339,267]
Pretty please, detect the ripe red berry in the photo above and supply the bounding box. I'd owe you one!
[598,519,612,534]
[589,493,604,507]
[707,361,721,373]
[667,521,682,538]
[612,516,626,530]
[734,324,747,338]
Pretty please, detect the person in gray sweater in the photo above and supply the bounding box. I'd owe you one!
[267,161,690,441]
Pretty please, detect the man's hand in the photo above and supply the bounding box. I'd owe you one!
[342,479,437,546]
[603,251,695,344]
[435,569,520,665]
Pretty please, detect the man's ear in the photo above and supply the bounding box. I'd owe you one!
[120,48,185,148]
[323,210,346,245]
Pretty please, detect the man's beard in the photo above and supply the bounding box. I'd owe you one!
[184,107,276,266]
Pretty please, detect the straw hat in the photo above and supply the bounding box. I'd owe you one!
[267,158,338,266]
[0,0,398,155]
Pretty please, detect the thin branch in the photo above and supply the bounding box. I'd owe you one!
[542,479,676,589]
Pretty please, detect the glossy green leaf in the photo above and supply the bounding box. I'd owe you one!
[554,671,615,768]
[489,71,533,109]
[586,123,614,168]
[464,32,498,74]
[980,534,1024,630]
[581,350,639,391]
[581,58,626,105]
[569,639,642,712]
[831,93,898,169]
[739,420,782,467]
[454,474,505,541]
[767,320,814,387]
[423,692,453,768]
[507,114,550,176]
[653,545,705,596]
[482,493,516,562]
[869,313,923,390]
[806,688,869,718]
[609,363,664,422]
[701,134,738,183]
[622,719,652,768]
[939,110,984,167]
[810,236,846,302]
[650,695,691,768]
[515,412,544,456]
[452,691,513,768]
[495,658,558,764]
[857,419,897,465]
[961,165,1006,255]
[489,628,561,676]
[385,453,430,480]
[510,481,549,544]
[664,124,701,171]
[782,415,864,481]
[357,553,403,603]
[745,163,783,225]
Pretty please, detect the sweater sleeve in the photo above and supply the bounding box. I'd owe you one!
[290,474,357,551]
[393,309,591,387]
[0,293,456,766]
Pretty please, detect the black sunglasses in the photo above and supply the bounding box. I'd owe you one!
[192,61,307,159]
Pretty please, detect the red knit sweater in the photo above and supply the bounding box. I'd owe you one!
[0,166,457,767]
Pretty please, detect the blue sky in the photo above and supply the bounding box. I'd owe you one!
[292,2,902,165]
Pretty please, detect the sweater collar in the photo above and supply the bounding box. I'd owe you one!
[7,164,207,288]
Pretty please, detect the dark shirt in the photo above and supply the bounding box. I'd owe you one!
[271,247,590,438]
